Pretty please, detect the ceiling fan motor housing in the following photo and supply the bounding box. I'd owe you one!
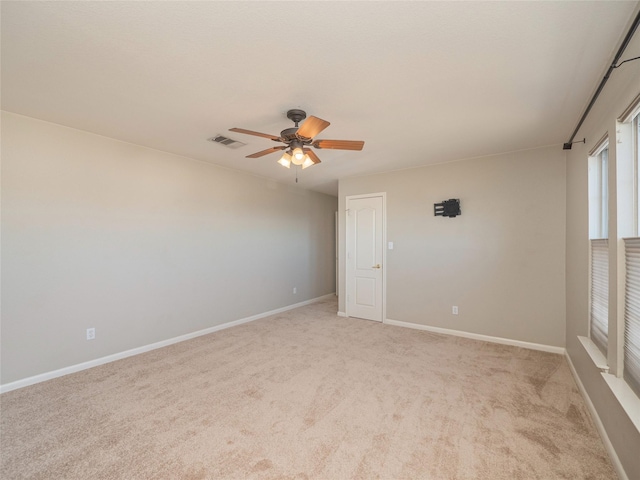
[281,110,313,145]
[280,127,300,143]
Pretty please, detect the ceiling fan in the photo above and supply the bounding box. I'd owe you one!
[230,109,364,170]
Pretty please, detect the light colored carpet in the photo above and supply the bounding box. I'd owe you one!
[1,297,616,479]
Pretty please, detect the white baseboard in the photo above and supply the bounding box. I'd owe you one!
[0,293,336,394]
[383,318,566,355]
[337,311,347,317]
[565,353,627,480]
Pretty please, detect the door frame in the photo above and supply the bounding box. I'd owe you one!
[345,192,387,322]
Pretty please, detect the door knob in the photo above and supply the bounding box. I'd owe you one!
[372,264,381,269]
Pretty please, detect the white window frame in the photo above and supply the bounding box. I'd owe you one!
[588,137,609,240]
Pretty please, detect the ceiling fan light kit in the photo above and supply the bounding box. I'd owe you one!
[229,109,364,175]
[277,152,292,169]
[301,156,315,169]
[290,142,306,165]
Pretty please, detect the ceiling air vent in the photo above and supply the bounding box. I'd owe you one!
[208,135,246,149]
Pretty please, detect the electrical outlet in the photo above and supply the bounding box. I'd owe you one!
[452,306,458,315]
[86,328,95,340]
[293,287,297,294]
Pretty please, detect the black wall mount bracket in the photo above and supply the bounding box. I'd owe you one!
[434,199,461,218]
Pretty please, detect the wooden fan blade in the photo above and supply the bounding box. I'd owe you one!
[245,146,286,158]
[296,116,330,139]
[312,139,365,151]
[303,148,321,165]
[229,128,281,142]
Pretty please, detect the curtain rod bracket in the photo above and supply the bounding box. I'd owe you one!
[563,138,585,150]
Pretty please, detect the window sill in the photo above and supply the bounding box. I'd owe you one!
[578,336,609,372]
[601,373,640,433]
[577,336,640,433]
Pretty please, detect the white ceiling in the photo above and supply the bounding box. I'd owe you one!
[2,1,638,196]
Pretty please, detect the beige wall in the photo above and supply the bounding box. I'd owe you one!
[1,112,337,385]
[565,13,640,479]
[339,146,566,348]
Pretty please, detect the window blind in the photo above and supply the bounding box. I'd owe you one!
[591,239,609,355]
[624,238,640,396]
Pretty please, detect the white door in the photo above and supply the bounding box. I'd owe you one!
[346,194,384,322]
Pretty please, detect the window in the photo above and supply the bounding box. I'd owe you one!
[589,139,609,355]
[591,239,609,355]
[636,113,640,232]
[589,142,609,240]
[624,238,640,396]
[624,110,640,397]
[579,94,640,432]
[581,95,640,424]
